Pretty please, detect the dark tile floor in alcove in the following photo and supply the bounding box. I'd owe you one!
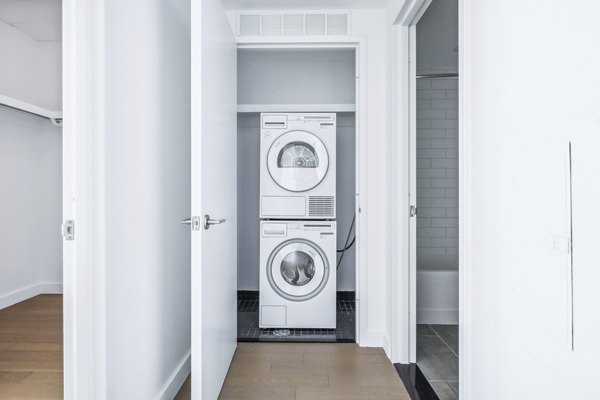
[237,291,356,343]
[417,324,459,400]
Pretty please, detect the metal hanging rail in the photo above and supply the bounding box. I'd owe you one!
[416,72,459,79]
[0,94,63,126]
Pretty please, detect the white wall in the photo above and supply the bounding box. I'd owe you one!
[0,20,62,110]
[463,0,600,398]
[237,112,356,291]
[0,108,62,309]
[103,0,191,398]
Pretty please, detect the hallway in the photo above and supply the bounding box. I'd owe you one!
[176,342,410,400]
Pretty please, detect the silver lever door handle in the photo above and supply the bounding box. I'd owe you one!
[203,214,226,230]
[181,218,191,224]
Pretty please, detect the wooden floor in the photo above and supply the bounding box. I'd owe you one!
[175,342,410,400]
[0,294,63,399]
[0,296,409,400]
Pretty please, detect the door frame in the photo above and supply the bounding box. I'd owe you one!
[389,0,470,398]
[63,0,107,398]
[236,37,368,344]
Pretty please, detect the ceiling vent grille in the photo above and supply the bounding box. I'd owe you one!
[237,12,350,36]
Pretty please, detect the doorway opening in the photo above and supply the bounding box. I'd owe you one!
[408,1,460,399]
[0,0,64,396]
[235,46,359,343]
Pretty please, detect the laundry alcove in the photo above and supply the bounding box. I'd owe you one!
[235,46,358,342]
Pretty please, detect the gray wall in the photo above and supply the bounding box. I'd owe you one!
[416,77,458,271]
[416,0,459,272]
[416,0,458,75]
[0,109,62,307]
[238,49,356,105]
[237,112,356,291]
[416,0,459,324]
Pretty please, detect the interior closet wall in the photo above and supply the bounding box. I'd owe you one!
[415,0,459,323]
[0,110,62,308]
[0,1,62,309]
[0,11,62,110]
[237,112,356,291]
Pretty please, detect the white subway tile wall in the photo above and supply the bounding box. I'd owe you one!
[416,77,458,268]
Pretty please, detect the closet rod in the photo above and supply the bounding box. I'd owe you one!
[0,101,63,126]
[416,73,458,79]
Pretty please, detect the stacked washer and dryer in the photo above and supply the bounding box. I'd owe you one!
[259,113,337,329]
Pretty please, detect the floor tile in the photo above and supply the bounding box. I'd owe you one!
[237,291,356,343]
[417,335,458,381]
[447,380,459,395]
[417,324,436,336]
[431,325,459,355]
[430,381,458,400]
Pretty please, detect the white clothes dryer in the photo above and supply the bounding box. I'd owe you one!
[260,113,336,220]
[259,220,336,329]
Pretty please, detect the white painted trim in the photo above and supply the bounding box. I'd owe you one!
[0,283,63,310]
[390,23,410,364]
[63,0,107,398]
[156,352,191,400]
[355,36,368,348]
[407,24,418,364]
[236,36,360,46]
[235,38,368,347]
[237,103,356,113]
[389,0,432,365]
[458,0,470,398]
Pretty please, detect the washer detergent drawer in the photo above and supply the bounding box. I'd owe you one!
[261,305,287,327]
[262,196,305,217]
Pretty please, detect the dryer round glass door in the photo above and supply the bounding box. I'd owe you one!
[267,130,329,192]
[267,239,330,302]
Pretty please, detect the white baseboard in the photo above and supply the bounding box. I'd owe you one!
[157,351,191,400]
[381,333,392,359]
[417,308,459,325]
[361,330,388,348]
[0,282,63,310]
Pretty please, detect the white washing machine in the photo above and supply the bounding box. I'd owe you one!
[259,220,336,329]
[260,113,336,220]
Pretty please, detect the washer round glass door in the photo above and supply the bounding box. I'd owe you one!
[267,239,330,302]
[267,130,329,192]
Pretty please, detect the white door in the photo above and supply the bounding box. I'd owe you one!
[190,0,237,398]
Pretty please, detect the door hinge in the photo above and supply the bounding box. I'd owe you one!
[62,220,75,240]
[410,205,417,217]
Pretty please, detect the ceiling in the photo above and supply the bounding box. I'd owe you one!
[0,0,61,42]
[221,0,388,10]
